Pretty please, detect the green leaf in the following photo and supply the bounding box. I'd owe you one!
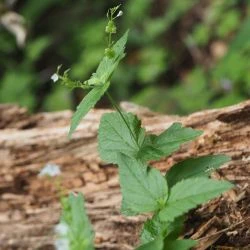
[229,16,250,52]
[164,238,197,250]
[166,155,230,188]
[139,217,194,250]
[59,193,94,250]
[69,193,93,247]
[138,123,202,162]
[98,112,145,164]
[69,82,110,137]
[98,112,202,164]
[141,215,169,244]
[159,177,233,222]
[141,215,185,245]
[136,238,164,250]
[26,36,51,62]
[95,30,129,82]
[68,30,129,137]
[117,154,168,215]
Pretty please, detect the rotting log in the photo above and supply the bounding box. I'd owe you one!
[0,101,249,250]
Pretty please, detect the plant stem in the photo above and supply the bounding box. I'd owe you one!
[106,91,139,147]
[108,33,112,48]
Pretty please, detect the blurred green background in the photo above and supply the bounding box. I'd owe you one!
[0,0,250,115]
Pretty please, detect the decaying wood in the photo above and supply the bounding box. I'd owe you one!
[0,101,249,250]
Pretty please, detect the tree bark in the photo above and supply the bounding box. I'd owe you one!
[0,101,249,250]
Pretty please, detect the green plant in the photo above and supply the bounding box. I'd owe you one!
[55,6,233,250]
[38,163,94,250]
[56,193,94,250]
[1,0,250,113]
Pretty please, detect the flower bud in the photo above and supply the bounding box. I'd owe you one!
[105,48,115,58]
[116,11,123,17]
[105,20,116,34]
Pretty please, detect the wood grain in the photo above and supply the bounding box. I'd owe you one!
[0,101,249,249]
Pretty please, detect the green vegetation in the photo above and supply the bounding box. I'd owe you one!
[55,6,233,249]
[0,0,249,113]
[56,193,94,250]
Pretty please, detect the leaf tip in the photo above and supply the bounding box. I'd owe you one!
[220,154,231,163]
[68,125,74,139]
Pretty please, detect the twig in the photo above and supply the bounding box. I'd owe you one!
[196,218,249,241]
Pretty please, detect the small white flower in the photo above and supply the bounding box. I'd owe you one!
[116,10,123,17]
[51,73,59,82]
[54,238,69,250]
[55,222,68,235]
[54,223,69,250]
[38,163,61,177]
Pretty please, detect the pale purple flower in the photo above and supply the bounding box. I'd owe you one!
[38,163,61,177]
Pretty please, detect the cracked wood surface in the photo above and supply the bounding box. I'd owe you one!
[0,101,249,250]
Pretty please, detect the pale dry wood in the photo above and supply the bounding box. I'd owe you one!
[0,101,249,250]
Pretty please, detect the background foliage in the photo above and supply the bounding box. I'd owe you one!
[0,0,249,114]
